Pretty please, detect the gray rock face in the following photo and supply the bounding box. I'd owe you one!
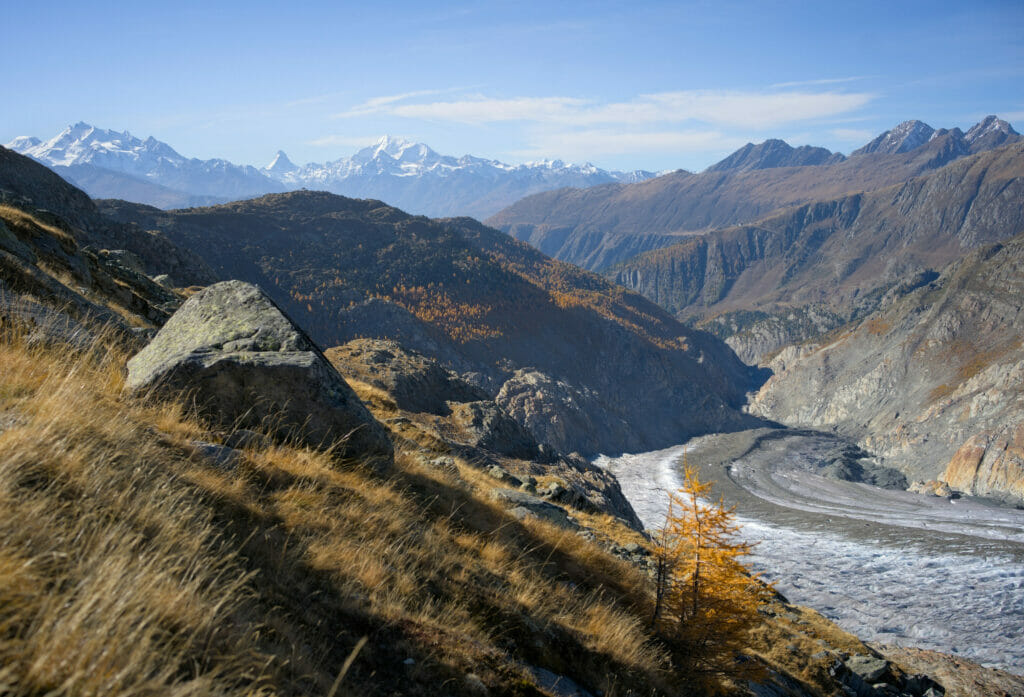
[125,280,392,463]
[496,369,631,456]
[748,234,1024,500]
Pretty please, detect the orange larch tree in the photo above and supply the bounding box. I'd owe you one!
[651,462,772,691]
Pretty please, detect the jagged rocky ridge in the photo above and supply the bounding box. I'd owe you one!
[487,117,1021,270]
[748,232,1024,502]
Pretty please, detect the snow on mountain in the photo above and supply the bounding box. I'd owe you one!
[852,120,937,156]
[848,116,1021,160]
[964,115,1022,152]
[6,122,283,202]
[6,136,42,151]
[265,150,298,175]
[5,124,653,217]
[258,135,655,218]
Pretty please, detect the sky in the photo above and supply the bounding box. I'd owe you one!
[3,0,1023,172]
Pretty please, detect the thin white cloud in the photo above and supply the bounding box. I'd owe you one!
[510,129,746,163]
[770,76,871,89]
[337,89,875,130]
[333,87,477,118]
[638,91,875,129]
[391,96,587,123]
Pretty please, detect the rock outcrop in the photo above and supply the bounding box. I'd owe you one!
[125,281,392,463]
[325,339,488,414]
[495,369,632,456]
[327,338,644,529]
[940,427,1024,501]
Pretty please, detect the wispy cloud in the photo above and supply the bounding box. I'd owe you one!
[333,87,477,118]
[336,89,875,130]
[509,129,745,163]
[770,76,871,89]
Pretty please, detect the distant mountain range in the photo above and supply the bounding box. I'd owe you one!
[487,116,1021,270]
[5,124,654,218]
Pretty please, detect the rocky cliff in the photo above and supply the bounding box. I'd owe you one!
[607,142,1024,362]
[487,119,1019,271]
[748,233,1024,501]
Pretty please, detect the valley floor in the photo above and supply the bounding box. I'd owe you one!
[595,433,1024,675]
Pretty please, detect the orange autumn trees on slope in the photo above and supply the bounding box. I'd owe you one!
[652,463,773,692]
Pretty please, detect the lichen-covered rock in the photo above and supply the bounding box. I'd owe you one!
[125,280,392,464]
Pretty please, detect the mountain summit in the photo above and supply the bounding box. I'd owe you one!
[964,115,1021,152]
[7,122,283,205]
[264,150,297,175]
[706,138,844,173]
[852,119,937,156]
[260,135,654,218]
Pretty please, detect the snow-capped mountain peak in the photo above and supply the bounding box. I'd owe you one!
[265,150,298,174]
[965,115,1020,143]
[11,122,188,170]
[852,120,936,156]
[6,135,41,151]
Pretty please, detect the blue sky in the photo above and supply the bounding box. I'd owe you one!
[4,0,1023,172]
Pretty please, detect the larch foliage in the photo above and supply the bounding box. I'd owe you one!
[651,461,773,692]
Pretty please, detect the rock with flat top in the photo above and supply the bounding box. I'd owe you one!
[125,280,392,464]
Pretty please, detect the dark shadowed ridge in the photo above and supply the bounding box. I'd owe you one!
[99,190,767,455]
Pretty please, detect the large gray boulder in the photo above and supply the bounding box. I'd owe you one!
[125,280,392,464]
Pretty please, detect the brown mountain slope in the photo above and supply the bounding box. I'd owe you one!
[748,231,1024,502]
[487,128,992,270]
[99,191,764,455]
[605,142,1024,361]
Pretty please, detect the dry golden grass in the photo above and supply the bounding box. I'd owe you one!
[0,204,76,251]
[0,322,267,697]
[0,314,694,696]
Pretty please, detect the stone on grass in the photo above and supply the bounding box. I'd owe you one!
[124,280,392,465]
